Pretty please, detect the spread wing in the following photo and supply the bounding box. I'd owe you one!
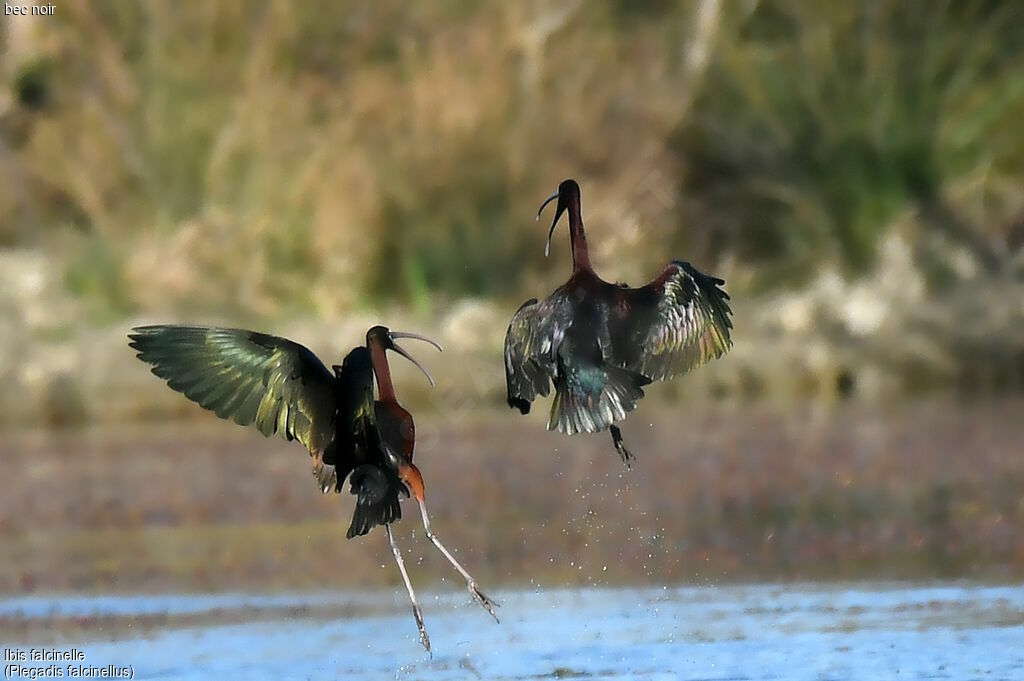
[503,294,570,414]
[614,260,733,381]
[128,325,338,463]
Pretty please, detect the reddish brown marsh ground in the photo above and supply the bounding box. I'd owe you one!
[1,399,1022,595]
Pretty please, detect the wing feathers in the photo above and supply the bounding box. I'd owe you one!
[622,260,733,381]
[504,296,568,412]
[346,464,408,538]
[128,325,337,459]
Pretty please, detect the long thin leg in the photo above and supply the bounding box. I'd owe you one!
[416,499,500,623]
[386,524,431,654]
[610,425,634,468]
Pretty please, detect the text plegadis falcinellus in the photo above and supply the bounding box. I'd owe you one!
[127,324,497,653]
[504,179,733,464]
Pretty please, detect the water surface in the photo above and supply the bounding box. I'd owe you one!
[4,583,1023,680]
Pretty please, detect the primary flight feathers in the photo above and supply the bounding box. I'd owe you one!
[128,325,337,458]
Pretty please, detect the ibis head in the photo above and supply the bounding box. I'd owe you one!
[538,179,581,257]
[365,325,443,387]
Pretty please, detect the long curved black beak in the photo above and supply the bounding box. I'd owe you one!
[536,190,563,257]
[387,331,443,387]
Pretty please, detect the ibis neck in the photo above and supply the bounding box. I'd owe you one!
[568,202,593,273]
[368,342,397,402]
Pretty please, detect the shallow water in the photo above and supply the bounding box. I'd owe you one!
[4,583,1024,680]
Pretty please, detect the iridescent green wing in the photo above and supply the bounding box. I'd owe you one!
[128,325,337,462]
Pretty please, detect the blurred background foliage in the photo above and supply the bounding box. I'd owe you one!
[2,0,1018,313]
[676,0,1024,289]
[0,0,1022,419]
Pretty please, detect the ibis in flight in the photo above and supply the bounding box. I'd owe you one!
[129,324,497,653]
[504,179,733,464]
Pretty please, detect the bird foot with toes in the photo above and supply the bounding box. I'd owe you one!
[610,425,635,469]
[412,604,431,655]
[468,581,500,622]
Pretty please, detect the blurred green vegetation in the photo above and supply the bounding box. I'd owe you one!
[674,0,1024,290]
[1,0,1019,321]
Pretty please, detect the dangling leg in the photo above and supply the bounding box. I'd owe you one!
[416,499,500,622]
[386,524,431,654]
[610,425,635,468]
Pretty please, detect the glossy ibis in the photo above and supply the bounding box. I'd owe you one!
[504,179,733,464]
[360,325,499,645]
[128,324,497,652]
